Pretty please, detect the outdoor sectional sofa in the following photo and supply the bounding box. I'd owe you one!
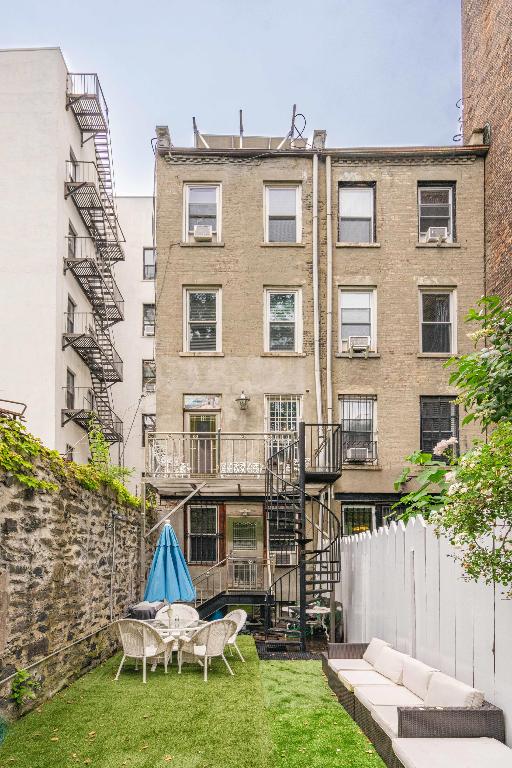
[322,638,506,768]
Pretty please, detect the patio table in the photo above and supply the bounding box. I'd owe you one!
[146,620,208,671]
[305,606,330,638]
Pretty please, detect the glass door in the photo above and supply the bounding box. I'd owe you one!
[186,412,218,474]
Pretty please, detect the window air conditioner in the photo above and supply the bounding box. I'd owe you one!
[193,224,213,242]
[274,551,297,567]
[145,382,156,393]
[348,336,371,355]
[346,446,370,462]
[426,226,448,243]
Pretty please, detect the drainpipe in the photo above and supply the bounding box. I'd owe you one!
[312,153,324,427]
[326,155,333,424]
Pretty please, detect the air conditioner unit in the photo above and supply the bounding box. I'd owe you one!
[348,336,371,356]
[274,551,297,567]
[346,446,370,462]
[193,224,213,242]
[145,382,156,393]
[426,226,448,243]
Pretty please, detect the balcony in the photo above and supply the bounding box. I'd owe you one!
[61,387,123,443]
[64,161,124,260]
[62,312,123,382]
[66,74,108,135]
[65,237,124,322]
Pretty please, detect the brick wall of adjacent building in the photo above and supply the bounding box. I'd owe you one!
[0,463,144,717]
[462,0,512,300]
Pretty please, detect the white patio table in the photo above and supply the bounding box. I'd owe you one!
[305,605,330,638]
[145,619,208,671]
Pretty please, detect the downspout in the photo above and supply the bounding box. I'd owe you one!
[326,155,333,424]
[312,153,324,426]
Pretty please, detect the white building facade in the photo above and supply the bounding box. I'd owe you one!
[0,48,125,462]
[114,196,155,493]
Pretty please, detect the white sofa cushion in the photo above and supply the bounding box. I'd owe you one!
[371,705,399,739]
[328,658,373,673]
[424,671,485,708]
[337,670,390,692]
[402,656,437,699]
[355,684,423,709]
[374,647,407,684]
[363,637,391,665]
[392,738,512,768]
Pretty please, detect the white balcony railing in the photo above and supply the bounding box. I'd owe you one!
[146,432,295,479]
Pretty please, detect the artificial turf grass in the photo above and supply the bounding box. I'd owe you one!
[262,661,385,768]
[0,637,383,768]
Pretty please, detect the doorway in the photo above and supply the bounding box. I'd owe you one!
[185,412,218,474]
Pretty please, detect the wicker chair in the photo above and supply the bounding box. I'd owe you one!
[115,619,173,683]
[224,609,248,662]
[177,619,237,682]
[155,603,199,628]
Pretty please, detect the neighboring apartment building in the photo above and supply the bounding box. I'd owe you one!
[149,127,485,601]
[0,48,125,462]
[114,196,156,493]
[462,0,512,300]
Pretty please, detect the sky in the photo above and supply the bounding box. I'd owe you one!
[3,0,462,195]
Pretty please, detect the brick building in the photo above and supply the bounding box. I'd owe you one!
[462,0,512,300]
[146,127,485,625]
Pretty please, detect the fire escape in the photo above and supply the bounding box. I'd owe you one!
[264,423,342,650]
[62,74,125,444]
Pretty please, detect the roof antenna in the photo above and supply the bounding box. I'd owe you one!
[192,116,209,149]
[276,104,297,150]
[239,109,244,148]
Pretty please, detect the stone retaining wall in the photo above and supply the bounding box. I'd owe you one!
[0,465,145,718]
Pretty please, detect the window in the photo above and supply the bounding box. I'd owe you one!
[338,185,375,243]
[68,149,78,182]
[339,289,375,352]
[65,444,74,462]
[187,505,218,563]
[66,369,75,409]
[142,359,156,389]
[265,394,302,433]
[85,388,95,411]
[342,505,375,536]
[418,184,455,242]
[185,289,221,352]
[143,304,155,336]
[340,395,377,463]
[265,289,301,352]
[420,396,459,459]
[420,290,454,353]
[185,184,221,242]
[265,185,301,243]
[68,222,77,259]
[142,414,156,447]
[66,296,76,334]
[232,520,257,550]
[143,248,156,280]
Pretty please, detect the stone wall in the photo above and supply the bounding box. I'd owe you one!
[0,465,144,718]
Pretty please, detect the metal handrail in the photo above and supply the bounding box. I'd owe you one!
[66,236,124,309]
[66,73,108,118]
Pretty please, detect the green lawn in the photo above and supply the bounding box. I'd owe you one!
[0,637,383,768]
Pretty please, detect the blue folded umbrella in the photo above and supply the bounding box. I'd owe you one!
[144,523,196,603]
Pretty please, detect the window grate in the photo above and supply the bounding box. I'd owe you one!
[340,395,377,463]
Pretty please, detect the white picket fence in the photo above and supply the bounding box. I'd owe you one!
[337,516,512,746]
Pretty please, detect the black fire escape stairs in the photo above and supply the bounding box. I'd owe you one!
[61,74,125,444]
[264,423,342,651]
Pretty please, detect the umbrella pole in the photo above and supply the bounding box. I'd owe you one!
[140,480,147,599]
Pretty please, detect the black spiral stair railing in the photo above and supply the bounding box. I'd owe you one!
[264,422,342,650]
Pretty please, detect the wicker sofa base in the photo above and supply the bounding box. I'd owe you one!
[321,654,355,718]
[354,697,402,768]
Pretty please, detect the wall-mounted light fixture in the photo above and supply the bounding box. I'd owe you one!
[235,391,250,411]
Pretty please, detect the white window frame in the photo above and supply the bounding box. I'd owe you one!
[338,185,375,244]
[418,185,454,243]
[418,288,457,355]
[183,183,222,243]
[338,287,377,353]
[264,184,302,243]
[264,394,303,433]
[264,288,302,353]
[183,287,222,353]
[187,504,219,563]
[142,303,155,337]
